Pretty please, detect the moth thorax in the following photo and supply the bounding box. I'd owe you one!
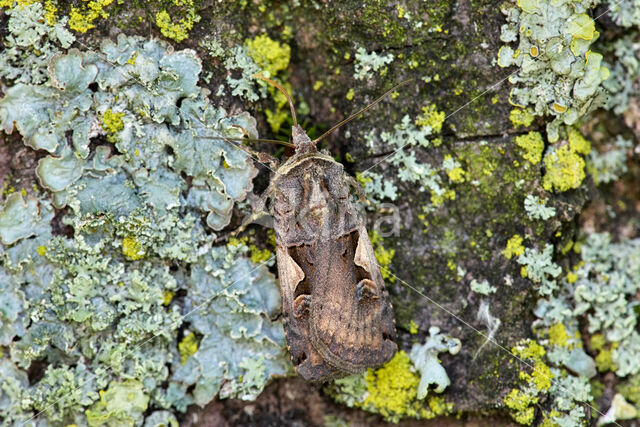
[292,125,316,153]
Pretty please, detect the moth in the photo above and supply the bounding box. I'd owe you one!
[216,77,407,381]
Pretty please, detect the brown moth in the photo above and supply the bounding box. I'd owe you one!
[251,76,401,381]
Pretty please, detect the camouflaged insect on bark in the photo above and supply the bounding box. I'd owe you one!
[268,125,397,381]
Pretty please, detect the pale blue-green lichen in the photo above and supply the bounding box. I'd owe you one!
[523,195,556,220]
[224,46,267,102]
[497,0,609,142]
[598,393,638,425]
[605,0,640,29]
[0,2,75,85]
[409,326,461,399]
[587,135,633,185]
[358,114,442,206]
[353,46,395,80]
[469,279,497,295]
[0,24,289,425]
[602,33,640,114]
[517,244,562,295]
[528,233,640,425]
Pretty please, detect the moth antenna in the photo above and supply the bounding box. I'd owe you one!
[254,74,298,127]
[312,79,414,144]
[198,135,295,148]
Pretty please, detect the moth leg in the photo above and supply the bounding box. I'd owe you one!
[293,294,311,318]
[354,279,379,301]
[344,173,371,206]
[232,184,274,236]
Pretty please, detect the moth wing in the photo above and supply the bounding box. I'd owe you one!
[309,226,397,374]
[276,244,345,380]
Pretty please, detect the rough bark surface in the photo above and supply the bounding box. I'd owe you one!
[5,0,636,425]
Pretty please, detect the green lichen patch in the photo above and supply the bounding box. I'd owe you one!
[542,145,586,192]
[0,28,290,425]
[327,331,458,423]
[69,0,115,33]
[498,0,609,141]
[0,2,74,85]
[245,34,291,78]
[514,131,544,165]
[155,0,201,42]
[85,380,149,426]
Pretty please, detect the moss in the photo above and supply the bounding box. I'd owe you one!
[542,145,586,192]
[68,0,114,33]
[178,332,199,364]
[503,388,537,425]
[514,131,544,165]
[503,234,525,260]
[548,323,571,348]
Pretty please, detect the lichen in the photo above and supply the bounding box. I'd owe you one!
[85,380,149,427]
[415,104,445,134]
[470,279,497,295]
[598,393,639,425]
[587,135,632,185]
[358,114,441,207]
[504,388,537,425]
[503,234,525,260]
[497,0,609,142]
[0,2,74,85]
[245,34,291,78]
[514,131,544,165]
[370,230,396,282]
[409,326,461,399]
[524,195,556,220]
[542,145,586,193]
[0,31,290,425]
[154,0,200,43]
[178,332,199,365]
[504,340,556,425]
[509,108,535,128]
[327,332,458,423]
[517,244,561,295]
[68,0,114,33]
[362,352,428,422]
[442,154,466,184]
[353,46,394,81]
